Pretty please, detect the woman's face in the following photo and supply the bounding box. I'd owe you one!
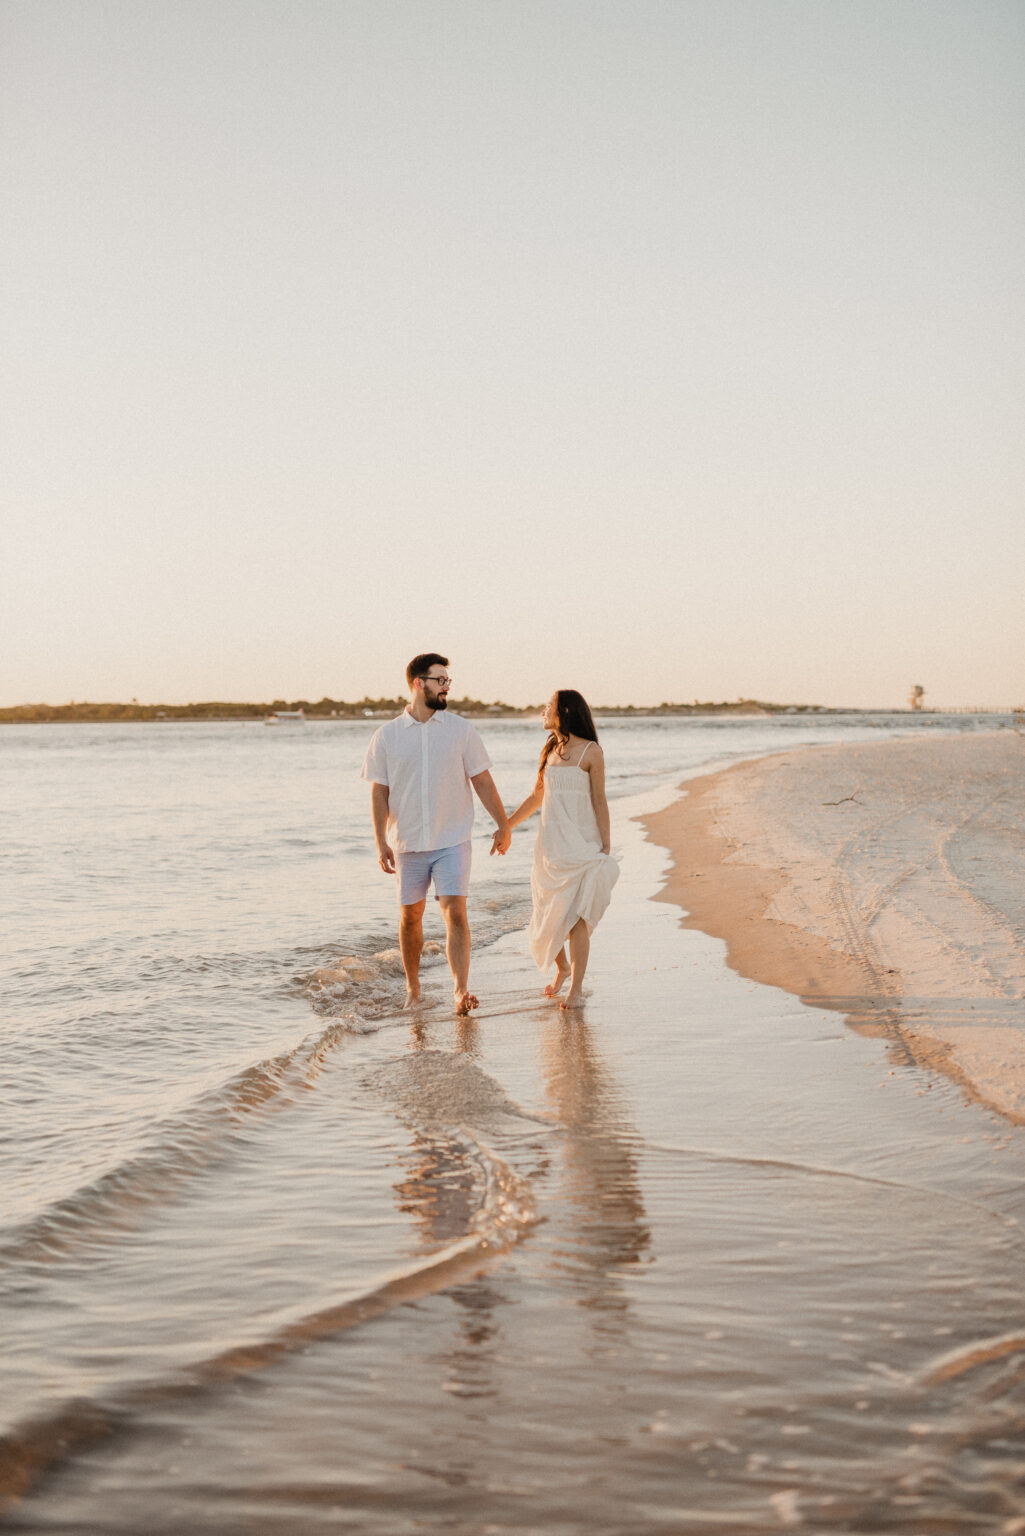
[542,693,561,732]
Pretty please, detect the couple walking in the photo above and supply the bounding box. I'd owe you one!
[361,653,619,1015]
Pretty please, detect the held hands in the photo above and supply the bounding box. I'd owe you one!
[490,823,512,856]
[377,843,396,874]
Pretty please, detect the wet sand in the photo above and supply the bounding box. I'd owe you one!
[645,731,1025,1123]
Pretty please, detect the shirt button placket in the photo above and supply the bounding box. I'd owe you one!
[421,724,430,848]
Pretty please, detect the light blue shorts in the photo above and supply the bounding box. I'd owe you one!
[396,840,472,906]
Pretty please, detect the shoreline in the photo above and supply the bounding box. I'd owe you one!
[1,706,841,725]
[6,707,1021,727]
[643,731,1025,1124]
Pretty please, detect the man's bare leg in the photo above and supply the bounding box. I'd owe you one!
[398,899,427,1007]
[544,947,570,997]
[561,918,590,1010]
[439,895,477,1016]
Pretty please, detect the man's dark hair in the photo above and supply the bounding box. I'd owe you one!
[406,652,449,689]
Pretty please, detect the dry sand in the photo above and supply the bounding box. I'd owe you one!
[645,731,1025,1123]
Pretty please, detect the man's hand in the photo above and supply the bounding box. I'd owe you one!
[377,843,396,874]
[370,783,393,874]
[471,771,513,857]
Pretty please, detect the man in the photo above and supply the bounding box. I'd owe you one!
[361,653,511,1015]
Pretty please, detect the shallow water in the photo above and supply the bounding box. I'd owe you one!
[3,713,1024,1532]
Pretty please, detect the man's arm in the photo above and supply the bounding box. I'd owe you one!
[371,782,395,873]
[470,769,511,854]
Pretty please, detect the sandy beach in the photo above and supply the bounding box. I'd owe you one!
[646,731,1025,1124]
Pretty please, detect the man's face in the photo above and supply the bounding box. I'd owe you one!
[420,668,451,711]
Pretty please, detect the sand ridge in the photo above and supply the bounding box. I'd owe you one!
[645,731,1025,1123]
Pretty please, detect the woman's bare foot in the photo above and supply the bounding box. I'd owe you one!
[402,985,422,1010]
[559,990,585,1010]
[454,989,479,1017]
[544,963,570,998]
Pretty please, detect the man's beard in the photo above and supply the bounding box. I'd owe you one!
[425,693,448,711]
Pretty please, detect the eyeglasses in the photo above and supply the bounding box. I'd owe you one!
[420,675,451,687]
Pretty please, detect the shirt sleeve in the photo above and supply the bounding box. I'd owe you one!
[462,723,492,779]
[361,728,389,785]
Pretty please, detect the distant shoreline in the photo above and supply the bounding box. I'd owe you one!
[2,703,1019,725]
[0,698,840,725]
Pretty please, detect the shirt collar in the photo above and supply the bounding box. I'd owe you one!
[401,707,442,727]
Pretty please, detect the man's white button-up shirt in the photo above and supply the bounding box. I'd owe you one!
[361,710,492,853]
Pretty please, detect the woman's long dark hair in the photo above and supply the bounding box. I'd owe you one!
[537,689,599,788]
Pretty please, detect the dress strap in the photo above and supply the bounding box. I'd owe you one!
[575,741,592,768]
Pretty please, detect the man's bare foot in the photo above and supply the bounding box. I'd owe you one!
[454,989,479,1017]
[560,990,585,1010]
[402,986,422,1010]
[544,963,570,998]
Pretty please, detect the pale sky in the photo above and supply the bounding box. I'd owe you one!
[2,0,1023,709]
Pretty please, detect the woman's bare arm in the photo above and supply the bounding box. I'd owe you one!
[490,782,542,855]
[507,784,543,830]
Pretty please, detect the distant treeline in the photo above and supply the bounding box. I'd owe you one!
[0,697,822,724]
[1,697,408,723]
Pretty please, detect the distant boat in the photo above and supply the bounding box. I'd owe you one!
[265,710,306,725]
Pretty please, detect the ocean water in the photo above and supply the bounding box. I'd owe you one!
[3,712,1024,1533]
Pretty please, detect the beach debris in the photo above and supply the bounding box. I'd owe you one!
[822,789,863,806]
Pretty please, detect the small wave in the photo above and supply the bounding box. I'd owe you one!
[920,1328,1025,1386]
[0,992,550,1271]
[0,1397,124,1514]
[300,942,441,1017]
[0,1140,536,1514]
[296,910,532,1022]
[0,1016,360,1267]
[294,898,533,1025]
[190,1132,536,1378]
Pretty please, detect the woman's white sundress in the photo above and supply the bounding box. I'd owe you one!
[528,741,620,972]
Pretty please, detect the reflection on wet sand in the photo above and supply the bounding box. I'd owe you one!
[391,1120,506,1400]
[379,1017,532,1403]
[394,1130,482,1248]
[382,1007,651,1389]
[408,1013,482,1061]
[538,1015,651,1331]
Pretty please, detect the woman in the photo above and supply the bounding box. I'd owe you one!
[499,690,619,1009]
